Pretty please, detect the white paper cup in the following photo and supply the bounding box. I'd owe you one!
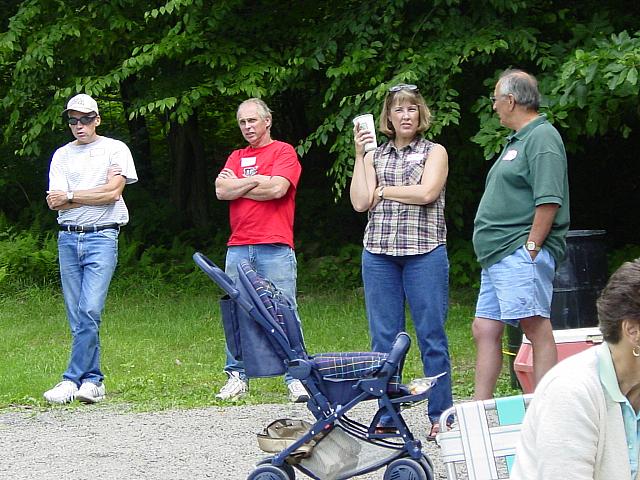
[353,113,377,152]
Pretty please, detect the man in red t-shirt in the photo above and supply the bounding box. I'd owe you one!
[214,98,305,402]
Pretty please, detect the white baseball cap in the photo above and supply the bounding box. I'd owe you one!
[62,94,99,116]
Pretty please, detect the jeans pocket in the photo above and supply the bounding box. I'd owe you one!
[97,229,119,241]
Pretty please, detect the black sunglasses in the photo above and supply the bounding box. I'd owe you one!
[388,83,419,93]
[68,115,97,126]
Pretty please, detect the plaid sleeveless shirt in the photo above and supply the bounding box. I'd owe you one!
[363,137,446,256]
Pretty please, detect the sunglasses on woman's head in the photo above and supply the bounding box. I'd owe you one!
[388,84,419,93]
[67,115,97,126]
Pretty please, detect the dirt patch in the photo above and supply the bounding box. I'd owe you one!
[0,402,447,479]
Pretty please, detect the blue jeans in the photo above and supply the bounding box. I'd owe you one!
[362,246,452,423]
[224,244,298,383]
[58,229,119,386]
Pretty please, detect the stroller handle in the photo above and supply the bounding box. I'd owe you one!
[380,332,411,375]
[193,252,240,300]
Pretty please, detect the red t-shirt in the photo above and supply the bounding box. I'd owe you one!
[222,140,302,248]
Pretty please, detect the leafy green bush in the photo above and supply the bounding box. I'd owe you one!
[608,244,640,274]
[298,240,483,293]
[0,219,59,291]
[448,238,481,289]
[298,243,363,292]
[113,236,225,294]
[0,213,485,296]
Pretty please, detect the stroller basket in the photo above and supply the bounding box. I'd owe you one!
[299,423,399,480]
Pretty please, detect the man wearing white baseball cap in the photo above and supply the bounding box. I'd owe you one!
[62,93,100,116]
[44,93,138,404]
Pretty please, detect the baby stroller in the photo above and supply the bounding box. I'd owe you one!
[194,252,442,480]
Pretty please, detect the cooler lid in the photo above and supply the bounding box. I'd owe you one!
[522,327,603,345]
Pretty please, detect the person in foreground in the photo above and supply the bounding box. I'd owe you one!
[44,93,138,404]
[512,258,640,480]
[472,69,570,399]
[350,83,452,440]
[214,98,307,403]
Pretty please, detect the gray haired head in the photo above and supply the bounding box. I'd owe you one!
[237,98,272,121]
[597,258,640,344]
[497,69,540,111]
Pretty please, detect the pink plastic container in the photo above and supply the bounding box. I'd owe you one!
[514,327,603,393]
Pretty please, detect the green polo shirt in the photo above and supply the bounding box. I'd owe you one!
[473,115,570,268]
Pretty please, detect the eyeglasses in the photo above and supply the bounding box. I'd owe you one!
[68,115,97,126]
[389,83,419,93]
[490,94,510,103]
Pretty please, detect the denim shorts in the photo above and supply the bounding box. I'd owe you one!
[475,246,556,326]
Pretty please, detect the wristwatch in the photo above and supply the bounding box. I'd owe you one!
[378,187,385,199]
[525,240,541,252]
[66,191,74,202]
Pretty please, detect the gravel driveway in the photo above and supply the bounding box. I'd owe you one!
[0,402,448,479]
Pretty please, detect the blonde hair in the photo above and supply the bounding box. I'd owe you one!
[379,88,431,138]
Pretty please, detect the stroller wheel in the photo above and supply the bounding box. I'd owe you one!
[419,455,435,480]
[383,458,428,480]
[256,458,296,480]
[247,464,291,480]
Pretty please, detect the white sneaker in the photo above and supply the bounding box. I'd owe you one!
[287,379,309,403]
[44,381,78,404]
[215,372,248,401]
[76,382,106,404]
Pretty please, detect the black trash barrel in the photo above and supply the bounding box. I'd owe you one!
[507,230,608,389]
[550,230,608,330]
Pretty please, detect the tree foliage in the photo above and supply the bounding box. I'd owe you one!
[1,0,639,252]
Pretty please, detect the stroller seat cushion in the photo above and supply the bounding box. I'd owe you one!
[311,352,401,392]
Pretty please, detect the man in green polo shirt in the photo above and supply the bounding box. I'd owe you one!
[472,69,570,400]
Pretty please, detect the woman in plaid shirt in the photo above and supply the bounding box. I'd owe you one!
[350,83,452,440]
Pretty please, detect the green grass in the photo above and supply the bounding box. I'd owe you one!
[0,282,519,411]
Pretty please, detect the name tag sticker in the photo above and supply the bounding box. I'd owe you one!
[90,148,105,157]
[241,157,256,167]
[407,153,424,162]
[503,149,518,161]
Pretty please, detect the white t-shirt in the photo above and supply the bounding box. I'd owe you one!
[49,136,138,226]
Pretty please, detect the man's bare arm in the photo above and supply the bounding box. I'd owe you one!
[47,166,126,211]
[215,168,261,200]
[527,203,560,259]
[242,175,291,201]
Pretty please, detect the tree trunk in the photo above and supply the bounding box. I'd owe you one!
[120,77,153,182]
[168,114,211,229]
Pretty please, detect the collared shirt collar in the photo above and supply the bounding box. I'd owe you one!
[382,136,423,155]
[507,114,547,143]
[598,342,627,403]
